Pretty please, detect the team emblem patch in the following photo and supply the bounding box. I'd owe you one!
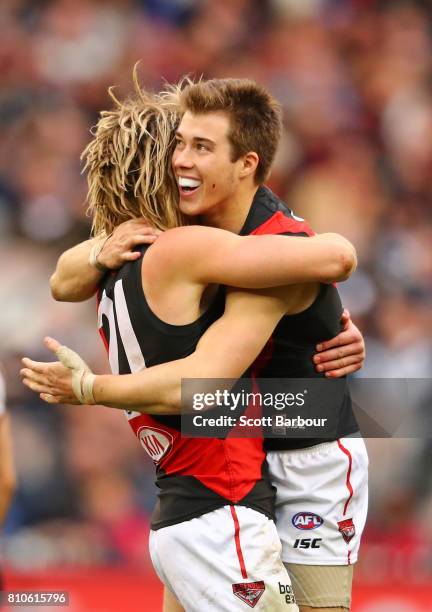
[338,518,356,544]
[232,581,265,608]
[292,511,324,530]
[137,426,173,463]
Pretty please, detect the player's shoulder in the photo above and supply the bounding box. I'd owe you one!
[251,208,314,237]
[247,186,315,237]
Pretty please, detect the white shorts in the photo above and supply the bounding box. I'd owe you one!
[267,436,369,565]
[149,505,299,611]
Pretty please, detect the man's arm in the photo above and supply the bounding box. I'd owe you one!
[147,225,356,289]
[50,237,103,302]
[21,285,294,411]
[50,219,161,302]
[94,285,295,411]
[51,219,355,303]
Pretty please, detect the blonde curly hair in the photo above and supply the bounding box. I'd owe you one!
[82,68,186,236]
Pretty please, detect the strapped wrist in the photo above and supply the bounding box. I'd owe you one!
[71,370,96,405]
[81,372,96,404]
[89,234,112,272]
[89,241,108,272]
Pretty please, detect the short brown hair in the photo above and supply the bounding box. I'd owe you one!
[82,71,185,236]
[178,78,283,184]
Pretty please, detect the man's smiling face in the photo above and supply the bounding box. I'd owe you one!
[172,111,246,218]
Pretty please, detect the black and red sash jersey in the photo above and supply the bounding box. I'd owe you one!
[97,246,275,530]
[241,186,359,451]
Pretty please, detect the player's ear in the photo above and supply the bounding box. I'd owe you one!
[239,152,259,179]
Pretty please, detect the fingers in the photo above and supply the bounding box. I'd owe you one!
[40,393,80,405]
[119,233,159,260]
[21,357,54,374]
[22,377,70,404]
[40,393,61,404]
[99,228,160,269]
[324,361,363,378]
[22,377,78,405]
[122,251,142,262]
[121,232,159,251]
[21,344,80,405]
[116,234,158,262]
[314,341,365,365]
[112,218,160,237]
[314,354,363,373]
[129,233,158,245]
[316,335,342,352]
[21,372,77,404]
[22,376,54,395]
[20,368,50,387]
[316,327,362,352]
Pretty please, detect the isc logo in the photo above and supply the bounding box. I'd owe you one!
[137,427,173,463]
[293,538,322,549]
[292,512,324,530]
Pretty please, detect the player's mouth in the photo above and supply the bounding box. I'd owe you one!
[178,177,202,197]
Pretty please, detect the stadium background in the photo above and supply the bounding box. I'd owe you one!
[1,0,432,610]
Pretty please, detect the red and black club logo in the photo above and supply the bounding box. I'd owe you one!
[232,581,265,608]
[338,518,356,544]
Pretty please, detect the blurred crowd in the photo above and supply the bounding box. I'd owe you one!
[1,0,432,581]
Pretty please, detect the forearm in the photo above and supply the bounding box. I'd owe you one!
[92,361,185,414]
[284,233,357,283]
[231,233,357,286]
[50,238,103,302]
[201,232,357,288]
[93,354,234,413]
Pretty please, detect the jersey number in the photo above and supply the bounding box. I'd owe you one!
[98,280,146,374]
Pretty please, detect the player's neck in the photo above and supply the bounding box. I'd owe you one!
[201,184,259,234]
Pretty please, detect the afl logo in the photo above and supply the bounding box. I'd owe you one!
[292,512,324,530]
[137,426,173,464]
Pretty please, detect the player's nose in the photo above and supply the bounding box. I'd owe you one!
[172,146,194,169]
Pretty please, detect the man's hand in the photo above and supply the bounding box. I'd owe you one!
[20,337,95,405]
[98,219,161,270]
[313,309,365,377]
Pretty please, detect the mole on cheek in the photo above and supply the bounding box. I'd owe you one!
[212,184,216,189]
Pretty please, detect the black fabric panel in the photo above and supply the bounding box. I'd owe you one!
[150,474,275,530]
